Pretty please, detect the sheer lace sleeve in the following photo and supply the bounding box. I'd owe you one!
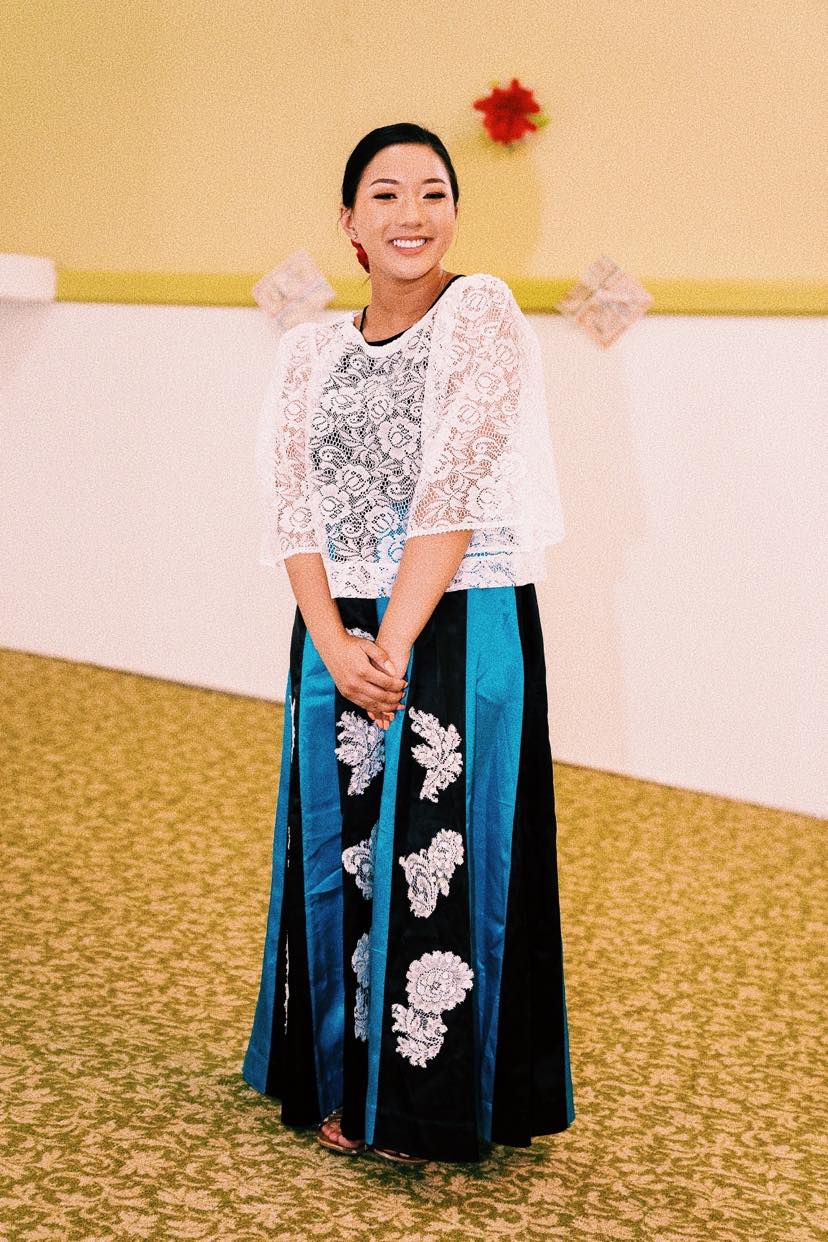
[253,322,321,568]
[408,275,565,559]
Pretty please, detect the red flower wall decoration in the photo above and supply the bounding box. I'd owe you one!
[473,77,549,147]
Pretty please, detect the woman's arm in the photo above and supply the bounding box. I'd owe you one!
[378,529,473,650]
[371,529,473,726]
[284,552,408,717]
[283,552,347,662]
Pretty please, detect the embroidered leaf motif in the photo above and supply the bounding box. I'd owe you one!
[408,708,463,802]
[398,851,440,918]
[398,828,465,917]
[335,710,385,796]
[343,821,378,900]
[351,931,370,1042]
[391,949,474,1067]
[390,1004,447,1067]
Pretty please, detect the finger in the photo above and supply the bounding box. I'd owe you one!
[362,667,407,693]
[361,640,394,672]
[365,644,409,682]
[364,651,407,686]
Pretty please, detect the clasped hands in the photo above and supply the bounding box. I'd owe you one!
[324,628,411,731]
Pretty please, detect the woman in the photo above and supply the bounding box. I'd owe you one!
[242,123,576,1164]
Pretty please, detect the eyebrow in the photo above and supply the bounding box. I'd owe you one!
[368,177,448,186]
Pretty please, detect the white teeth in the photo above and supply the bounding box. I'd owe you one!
[391,238,427,248]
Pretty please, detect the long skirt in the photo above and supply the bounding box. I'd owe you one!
[241,583,576,1162]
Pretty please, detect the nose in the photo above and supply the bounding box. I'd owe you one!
[397,194,425,226]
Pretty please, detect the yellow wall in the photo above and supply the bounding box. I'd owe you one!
[3,0,826,289]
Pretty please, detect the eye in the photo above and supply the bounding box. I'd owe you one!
[372,192,447,200]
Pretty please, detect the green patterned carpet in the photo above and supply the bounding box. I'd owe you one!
[2,648,825,1241]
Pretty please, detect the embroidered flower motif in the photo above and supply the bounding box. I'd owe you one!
[343,821,378,900]
[398,851,441,918]
[390,1004,448,1068]
[335,710,385,796]
[405,950,474,1015]
[351,931,370,1042]
[391,949,474,1067]
[428,828,465,882]
[408,708,463,802]
[398,828,464,917]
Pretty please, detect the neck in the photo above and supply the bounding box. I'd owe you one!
[362,267,451,333]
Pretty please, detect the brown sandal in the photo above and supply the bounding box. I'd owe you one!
[316,1108,366,1156]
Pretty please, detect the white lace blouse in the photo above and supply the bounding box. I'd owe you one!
[254,272,565,598]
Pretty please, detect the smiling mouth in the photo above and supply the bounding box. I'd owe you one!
[389,238,430,250]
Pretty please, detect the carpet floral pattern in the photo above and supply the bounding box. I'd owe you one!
[1,649,825,1241]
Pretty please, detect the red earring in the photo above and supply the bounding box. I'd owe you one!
[351,237,370,273]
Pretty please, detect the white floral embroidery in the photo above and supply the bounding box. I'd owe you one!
[289,692,297,760]
[408,708,463,803]
[391,949,474,1067]
[352,931,370,987]
[354,982,370,1042]
[405,950,474,1015]
[390,1005,447,1068]
[428,828,465,881]
[342,821,378,900]
[398,828,465,917]
[351,932,370,1042]
[345,626,376,642]
[335,710,385,796]
[398,851,440,919]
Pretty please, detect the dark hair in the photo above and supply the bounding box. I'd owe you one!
[341,123,460,209]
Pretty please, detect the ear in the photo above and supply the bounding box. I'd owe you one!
[339,205,355,238]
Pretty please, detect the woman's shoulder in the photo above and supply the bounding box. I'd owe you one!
[442,272,521,318]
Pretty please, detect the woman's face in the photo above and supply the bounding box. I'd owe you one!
[340,143,458,278]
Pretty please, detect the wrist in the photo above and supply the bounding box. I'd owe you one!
[313,620,347,664]
[377,621,413,651]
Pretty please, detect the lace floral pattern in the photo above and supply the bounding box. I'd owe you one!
[345,626,376,642]
[399,828,464,918]
[342,822,377,901]
[335,710,385,797]
[391,950,474,1067]
[310,339,430,569]
[408,708,463,803]
[351,932,370,1042]
[254,274,565,596]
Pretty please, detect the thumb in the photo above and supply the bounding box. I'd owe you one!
[363,639,395,673]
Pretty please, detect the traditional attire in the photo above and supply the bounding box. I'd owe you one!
[242,272,576,1161]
